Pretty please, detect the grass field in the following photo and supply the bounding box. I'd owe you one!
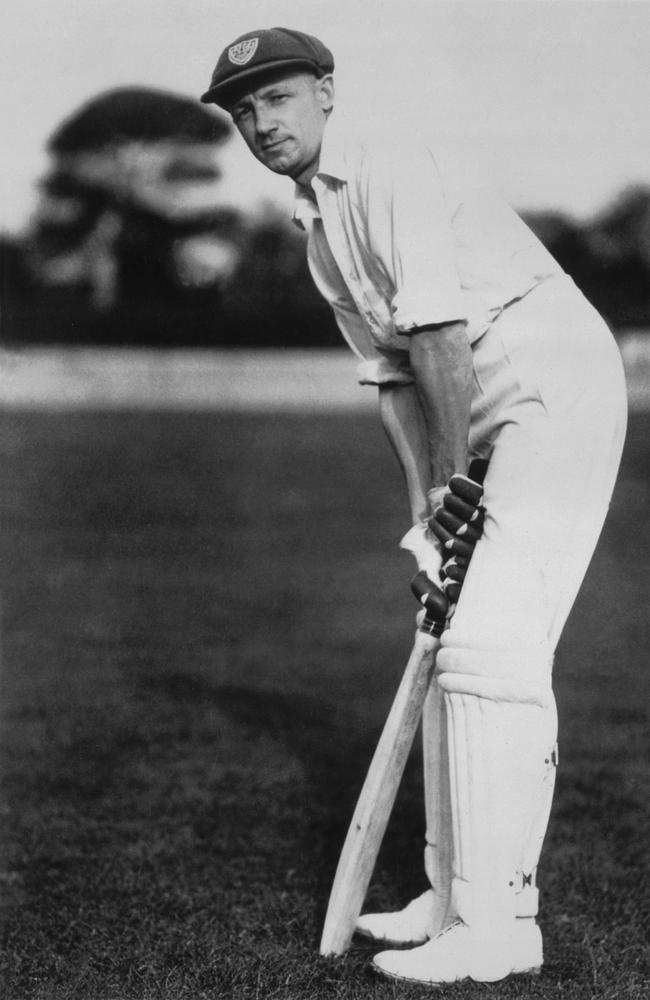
[0,406,648,1000]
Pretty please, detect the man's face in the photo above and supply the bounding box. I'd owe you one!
[230,71,334,186]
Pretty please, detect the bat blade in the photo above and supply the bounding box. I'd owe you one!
[319,629,439,956]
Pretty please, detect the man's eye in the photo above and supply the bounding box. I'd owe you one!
[270,94,289,104]
[232,107,251,124]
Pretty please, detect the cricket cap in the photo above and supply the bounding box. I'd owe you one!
[200,27,334,109]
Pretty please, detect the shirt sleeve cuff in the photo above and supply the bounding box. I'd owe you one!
[356,357,415,386]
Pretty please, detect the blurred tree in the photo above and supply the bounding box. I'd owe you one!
[524,210,594,286]
[220,202,339,347]
[18,86,240,342]
[583,187,650,326]
[588,186,650,266]
[525,189,650,328]
[4,85,339,347]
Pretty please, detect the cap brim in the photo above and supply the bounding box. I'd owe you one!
[200,58,327,107]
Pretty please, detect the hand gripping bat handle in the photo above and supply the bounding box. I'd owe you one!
[411,455,489,635]
[411,571,448,637]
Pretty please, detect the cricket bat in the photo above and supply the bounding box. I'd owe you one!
[319,623,441,956]
[319,459,488,956]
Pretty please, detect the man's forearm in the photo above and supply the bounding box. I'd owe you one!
[378,383,431,523]
[409,322,473,488]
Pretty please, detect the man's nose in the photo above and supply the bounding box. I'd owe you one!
[254,107,278,137]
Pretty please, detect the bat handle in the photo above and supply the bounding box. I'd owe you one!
[468,456,489,486]
[411,571,447,637]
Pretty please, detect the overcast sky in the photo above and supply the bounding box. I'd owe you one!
[2,0,649,232]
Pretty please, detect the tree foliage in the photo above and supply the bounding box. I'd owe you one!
[524,185,650,328]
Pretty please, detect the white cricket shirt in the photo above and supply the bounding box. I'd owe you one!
[293,113,563,386]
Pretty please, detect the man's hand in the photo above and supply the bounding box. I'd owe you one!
[428,463,487,602]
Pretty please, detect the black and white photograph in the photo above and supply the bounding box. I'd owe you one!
[1,2,648,997]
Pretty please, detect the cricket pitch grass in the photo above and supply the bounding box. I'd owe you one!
[0,408,648,999]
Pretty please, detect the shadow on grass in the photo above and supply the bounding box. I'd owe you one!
[139,670,429,920]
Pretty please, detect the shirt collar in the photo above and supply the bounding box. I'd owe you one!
[292,111,348,229]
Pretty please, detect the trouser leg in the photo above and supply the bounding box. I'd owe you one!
[432,337,625,973]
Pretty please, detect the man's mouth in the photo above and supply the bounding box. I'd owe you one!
[260,139,289,152]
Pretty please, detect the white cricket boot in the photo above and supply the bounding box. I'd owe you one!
[373,665,556,985]
[355,679,453,947]
[372,918,542,984]
[355,889,439,948]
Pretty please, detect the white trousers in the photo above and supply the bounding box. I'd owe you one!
[423,274,627,908]
[447,273,627,662]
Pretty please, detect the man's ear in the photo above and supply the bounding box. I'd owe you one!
[315,74,335,113]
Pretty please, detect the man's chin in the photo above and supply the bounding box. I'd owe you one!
[265,161,295,176]
[259,153,296,176]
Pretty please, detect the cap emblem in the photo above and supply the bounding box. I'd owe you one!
[228,38,259,66]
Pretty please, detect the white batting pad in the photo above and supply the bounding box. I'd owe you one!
[516,701,558,917]
[422,677,453,936]
[437,641,553,707]
[443,690,555,977]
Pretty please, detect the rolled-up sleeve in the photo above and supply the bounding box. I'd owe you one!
[356,353,414,386]
[361,142,467,333]
[331,301,414,386]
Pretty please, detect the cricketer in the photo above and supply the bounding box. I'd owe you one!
[200,27,627,986]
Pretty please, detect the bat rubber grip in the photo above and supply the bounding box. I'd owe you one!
[467,456,489,485]
[420,616,445,638]
[411,571,448,635]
